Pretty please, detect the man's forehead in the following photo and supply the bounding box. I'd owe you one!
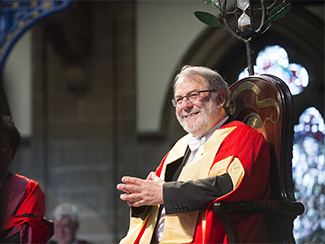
[175,76,206,91]
[56,215,73,223]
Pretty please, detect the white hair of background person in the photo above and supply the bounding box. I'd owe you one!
[53,203,79,224]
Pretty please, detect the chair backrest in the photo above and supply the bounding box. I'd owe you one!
[228,74,295,202]
[219,75,304,243]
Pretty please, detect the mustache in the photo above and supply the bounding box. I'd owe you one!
[179,108,201,118]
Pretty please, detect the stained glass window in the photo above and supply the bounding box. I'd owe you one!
[238,45,324,243]
[239,45,309,95]
[292,107,325,243]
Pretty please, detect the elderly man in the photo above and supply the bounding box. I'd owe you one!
[49,203,90,244]
[0,114,53,243]
[117,65,271,243]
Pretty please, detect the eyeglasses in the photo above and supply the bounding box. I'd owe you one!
[172,90,216,107]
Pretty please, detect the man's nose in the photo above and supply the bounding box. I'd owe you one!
[179,98,193,109]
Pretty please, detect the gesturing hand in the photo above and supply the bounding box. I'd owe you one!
[116,172,165,207]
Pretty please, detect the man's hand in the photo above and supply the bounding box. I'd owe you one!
[116,172,165,207]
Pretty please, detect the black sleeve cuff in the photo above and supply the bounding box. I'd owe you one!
[131,206,151,220]
[163,173,233,214]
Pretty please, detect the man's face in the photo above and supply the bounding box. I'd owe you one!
[54,215,78,244]
[174,75,222,138]
[0,131,13,174]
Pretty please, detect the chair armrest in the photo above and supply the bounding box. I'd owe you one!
[212,200,304,244]
[213,200,305,216]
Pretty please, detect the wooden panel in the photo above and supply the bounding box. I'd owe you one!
[229,74,294,201]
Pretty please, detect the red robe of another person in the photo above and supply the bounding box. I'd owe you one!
[0,173,53,243]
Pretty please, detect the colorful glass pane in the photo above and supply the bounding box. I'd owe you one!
[293,107,325,243]
[239,45,309,95]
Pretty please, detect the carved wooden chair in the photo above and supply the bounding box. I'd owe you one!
[213,74,305,243]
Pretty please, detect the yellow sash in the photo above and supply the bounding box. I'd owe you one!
[120,126,236,244]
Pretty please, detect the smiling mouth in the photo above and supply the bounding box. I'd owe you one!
[183,111,200,119]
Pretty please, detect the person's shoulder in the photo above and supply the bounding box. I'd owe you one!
[11,173,43,192]
[222,120,247,129]
[11,173,28,180]
[223,120,264,138]
[8,173,30,184]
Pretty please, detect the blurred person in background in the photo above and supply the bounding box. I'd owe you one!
[49,203,90,244]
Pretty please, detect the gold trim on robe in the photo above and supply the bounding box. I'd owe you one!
[120,125,244,244]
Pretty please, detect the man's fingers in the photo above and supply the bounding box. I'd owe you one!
[150,172,160,181]
[117,174,164,206]
[117,183,141,194]
[116,176,145,194]
[146,171,156,180]
[116,183,127,193]
[120,192,141,202]
[127,201,143,207]
[121,176,144,185]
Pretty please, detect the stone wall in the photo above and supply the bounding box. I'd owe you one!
[10,1,145,243]
[7,2,324,243]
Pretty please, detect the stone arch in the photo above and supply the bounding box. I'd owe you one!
[160,7,324,143]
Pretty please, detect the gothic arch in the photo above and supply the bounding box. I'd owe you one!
[161,7,324,143]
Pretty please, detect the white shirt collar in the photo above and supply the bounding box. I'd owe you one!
[187,115,229,162]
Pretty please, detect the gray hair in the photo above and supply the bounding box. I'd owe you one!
[172,65,230,112]
[53,203,79,223]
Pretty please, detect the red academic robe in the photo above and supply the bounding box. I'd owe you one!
[122,121,270,244]
[193,121,270,243]
[0,174,53,243]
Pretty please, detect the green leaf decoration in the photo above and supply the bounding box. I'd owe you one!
[268,2,291,22]
[202,0,218,9]
[194,11,221,27]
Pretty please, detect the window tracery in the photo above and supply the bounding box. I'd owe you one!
[293,107,325,244]
[239,45,309,95]
[238,45,324,243]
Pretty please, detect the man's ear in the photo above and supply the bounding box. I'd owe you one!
[216,91,226,107]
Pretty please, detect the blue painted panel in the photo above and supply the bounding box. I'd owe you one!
[0,0,72,70]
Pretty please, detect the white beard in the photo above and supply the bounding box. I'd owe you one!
[176,100,219,138]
